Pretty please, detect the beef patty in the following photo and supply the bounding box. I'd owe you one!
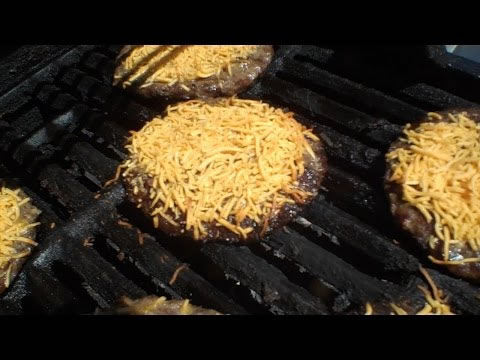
[119,98,327,244]
[113,45,274,101]
[385,109,480,281]
[0,185,41,294]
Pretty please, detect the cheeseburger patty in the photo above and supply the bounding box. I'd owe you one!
[0,185,41,294]
[385,109,480,281]
[119,98,327,243]
[113,45,274,101]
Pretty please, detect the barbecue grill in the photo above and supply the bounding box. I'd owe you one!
[1,45,479,315]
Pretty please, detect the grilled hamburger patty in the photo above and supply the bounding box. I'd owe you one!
[97,296,222,315]
[119,98,327,244]
[385,109,480,281]
[123,138,326,244]
[113,45,274,101]
[0,187,41,294]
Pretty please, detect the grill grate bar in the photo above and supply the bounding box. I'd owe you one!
[0,46,75,98]
[279,58,427,123]
[399,83,478,110]
[37,164,95,213]
[266,229,400,304]
[99,221,248,314]
[62,242,146,307]
[0,107,46,152]
[79,51,116,84]
[0,46,96,115]
[304,199,419,275]
[57,68,113,107]
[430,269,480,315]
[322,165,386,224]
[253,75,403,149]
[312,123,383,177]
[201,243,329,314]
[67,141,119,185]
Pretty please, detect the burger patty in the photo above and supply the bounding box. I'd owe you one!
[0,188,41,294]
[385,109,480,281]
[123,137,327,244]
[97,296,222,315]
[113,45,274,101]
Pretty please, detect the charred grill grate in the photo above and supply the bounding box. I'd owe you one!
[0,45,479,315]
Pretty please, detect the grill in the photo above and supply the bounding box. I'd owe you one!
[1,45,480,315]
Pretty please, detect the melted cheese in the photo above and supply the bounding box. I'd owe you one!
[120,97,319,240]
[386,112,480,265]
[119,45,258,87]
[0,187,39,286]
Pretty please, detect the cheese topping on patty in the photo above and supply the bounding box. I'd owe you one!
[116,45,258,88]
[120,97,319,240]
[387,112,480,264]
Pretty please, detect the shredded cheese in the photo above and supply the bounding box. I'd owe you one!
[0,187,39,287]
[119,296,221,315]
[119,45,258,88]
[364,267,455,315]
[386,112,480,265]
[120,97,319,240]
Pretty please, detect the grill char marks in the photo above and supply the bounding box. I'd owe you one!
[385,109,480,281]
[122,128,327,244]
[113,45,274,101]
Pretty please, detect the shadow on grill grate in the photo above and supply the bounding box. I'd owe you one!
[0,45,479,315]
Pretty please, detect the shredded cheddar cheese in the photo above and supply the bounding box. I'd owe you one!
[365,267,455,315]
[386,112,480,265]
[0,187,39,287]
[118,45,168,79]
[117,45,258,88]
[120,97,319,240]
